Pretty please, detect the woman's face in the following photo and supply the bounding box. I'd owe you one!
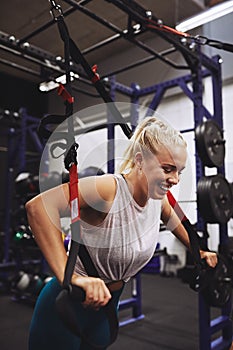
[141,144,187,200]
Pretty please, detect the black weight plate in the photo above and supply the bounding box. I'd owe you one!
[201,255,232,307]
[195,120,225,167]
[197,174,233,223]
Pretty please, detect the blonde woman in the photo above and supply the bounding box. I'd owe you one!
[26,116,217,350]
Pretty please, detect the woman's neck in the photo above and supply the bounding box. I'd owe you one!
[123,170,148,207]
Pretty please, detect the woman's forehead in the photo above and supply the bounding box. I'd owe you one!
[154,144,187,166]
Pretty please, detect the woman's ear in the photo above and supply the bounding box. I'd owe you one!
[134,152,143,169]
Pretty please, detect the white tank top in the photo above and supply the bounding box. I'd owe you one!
[74,174,162,283]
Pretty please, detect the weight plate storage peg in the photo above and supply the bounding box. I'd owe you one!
[197,174,233,223]
[195,119,225,167]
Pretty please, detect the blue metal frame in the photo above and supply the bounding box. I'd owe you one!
[108,51,232,347]
[119,274,144,327]
[2,109,43,267]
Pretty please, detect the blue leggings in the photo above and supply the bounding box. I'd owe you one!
[29,277,124,350]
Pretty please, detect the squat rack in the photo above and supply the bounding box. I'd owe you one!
[0,0,223,95]
[0,0,232,349]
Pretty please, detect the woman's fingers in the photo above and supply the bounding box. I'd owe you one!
[72,275,111,309]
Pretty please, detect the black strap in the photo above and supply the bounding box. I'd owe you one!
[78,244,119,344]
[78,244,100,277]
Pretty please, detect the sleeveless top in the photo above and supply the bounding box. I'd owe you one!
[74,174,162,283]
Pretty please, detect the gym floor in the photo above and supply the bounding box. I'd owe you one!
[0,273,202,350]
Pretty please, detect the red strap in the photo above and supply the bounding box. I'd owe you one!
[91,64,100,83]
[69,164,80,223]
[57,83,74,104]
[167,191,187,222]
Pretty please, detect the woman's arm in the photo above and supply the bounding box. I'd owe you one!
[25,183,70,284]
[160,196,217,268]
[25,175,116,307]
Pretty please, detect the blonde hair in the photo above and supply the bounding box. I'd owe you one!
[119,116,187,173]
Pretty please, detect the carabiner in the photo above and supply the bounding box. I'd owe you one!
[49,0,63,21]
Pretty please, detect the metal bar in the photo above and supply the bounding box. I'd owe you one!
[107,0,199,65]
[106,81,134,96]
[210,315,232,335]
[0,58,40,77]
[180,128,195,134]
[82,33,121,55]
[61,0,188,69]
[119,298,137,310]
[82,26,146,55]
[130,82,140,130]
[17,7,75,45]
[132,274,143,318]
[102,47,177,79]
[0,259,42,269]
[0,56,99,95]
[145,86,165,116]
[17,0,93,44]
[3,128,16,263]
[0,33,95,87]
[199,294,211,350]
[0,41,64,74]
[107,76,116,174]
[108,0,221,73]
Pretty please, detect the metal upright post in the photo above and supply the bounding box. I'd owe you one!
[192,50,233,350]
[3,128,16,263]
[130,82,140,130]
[107,76,116,174]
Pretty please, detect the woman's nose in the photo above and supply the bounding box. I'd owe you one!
[167,172,179,185]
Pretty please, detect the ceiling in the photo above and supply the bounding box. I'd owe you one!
[0,0,227,84]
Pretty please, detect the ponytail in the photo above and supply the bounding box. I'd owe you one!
[119,116,186,173]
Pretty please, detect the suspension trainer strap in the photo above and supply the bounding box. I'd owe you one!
[44,3,120,346]
[68,38,133,139]
[166,191,202,267]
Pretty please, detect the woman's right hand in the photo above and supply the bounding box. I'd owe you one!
[71,275,112,309]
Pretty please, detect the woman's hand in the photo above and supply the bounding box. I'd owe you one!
[200,250,218,268]
[71,275,111,309]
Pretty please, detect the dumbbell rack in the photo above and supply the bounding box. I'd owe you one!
[1,108,43,270]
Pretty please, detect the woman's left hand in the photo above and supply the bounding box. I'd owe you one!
[200,250,218,268]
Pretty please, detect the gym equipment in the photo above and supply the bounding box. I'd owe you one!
[201,255,232,308]
[197,174,233,224]
[11,270,52,304]
[15,173,40,197]
[8,0,231,348]
[189,255,232,308]
[195,119,225,168]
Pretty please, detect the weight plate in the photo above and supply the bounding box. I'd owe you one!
[195,120,225,167]
[197,174,233,223]
[201,255,232,307]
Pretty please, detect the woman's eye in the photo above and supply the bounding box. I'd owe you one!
[163,167,172,173]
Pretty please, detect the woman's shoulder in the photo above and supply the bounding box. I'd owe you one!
[79,174,117,206]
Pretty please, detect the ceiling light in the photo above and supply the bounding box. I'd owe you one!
[176,0,233,32]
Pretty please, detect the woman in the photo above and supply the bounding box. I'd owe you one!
[26,116,217,350]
